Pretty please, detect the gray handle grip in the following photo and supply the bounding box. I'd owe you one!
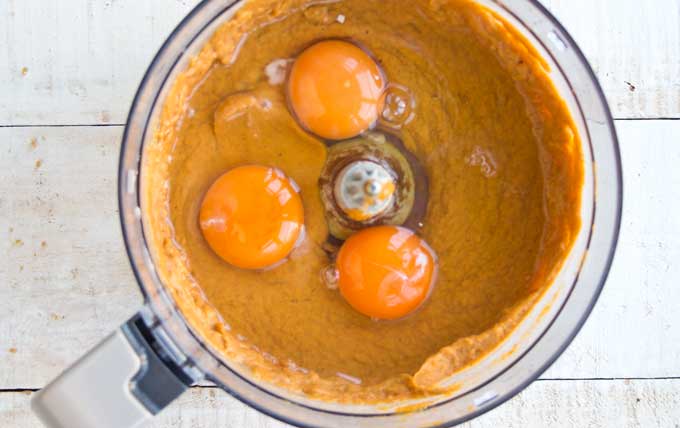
[32,313,194,428]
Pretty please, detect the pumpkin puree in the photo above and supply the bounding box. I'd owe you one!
[141,0,583,403]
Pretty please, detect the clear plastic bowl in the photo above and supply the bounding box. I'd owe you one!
[117,1,622,426]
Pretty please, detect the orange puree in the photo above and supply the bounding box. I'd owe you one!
[141,0,583,403]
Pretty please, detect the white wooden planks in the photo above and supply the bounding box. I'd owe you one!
[1,380,679,427]
[543,0,680,119]
[0,126,140,389]
[1,0,678,125]
[0,0,200,126]
[1,120,679,389]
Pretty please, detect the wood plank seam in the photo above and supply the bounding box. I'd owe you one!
[4,376,680,394]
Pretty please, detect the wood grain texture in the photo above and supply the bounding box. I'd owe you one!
[2,380,680,427]
[1,120,679,389]
[0,0,198,126]
[543,0,680,118]
[0,126,140,389]
[1,0,678,125]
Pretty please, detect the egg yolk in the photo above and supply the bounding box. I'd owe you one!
[287,40,385,140]
[336,225,436,320]
[199,165,304,269]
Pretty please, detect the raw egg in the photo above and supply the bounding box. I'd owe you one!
[287,39,385,140]
[199,165,304,269]
[336,225,436,320]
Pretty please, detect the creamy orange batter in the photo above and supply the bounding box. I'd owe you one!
[141,0,583,403]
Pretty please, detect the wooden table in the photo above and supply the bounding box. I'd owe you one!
[1,0,679,426]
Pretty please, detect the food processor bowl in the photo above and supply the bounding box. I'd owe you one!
[31,1,621,427]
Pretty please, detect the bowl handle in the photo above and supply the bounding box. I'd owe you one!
[31,311,195,428]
